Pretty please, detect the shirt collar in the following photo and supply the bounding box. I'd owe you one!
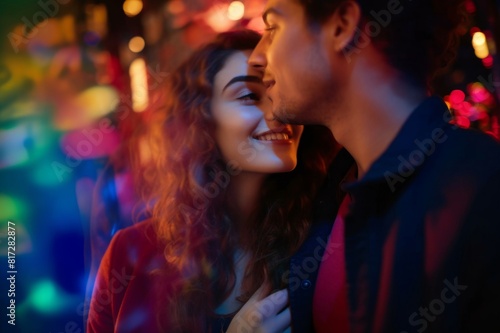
[343,96,452,192]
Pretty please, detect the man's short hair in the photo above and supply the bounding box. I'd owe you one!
[296,0,467,87]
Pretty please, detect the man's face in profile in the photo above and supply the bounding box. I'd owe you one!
[250,0,344,127]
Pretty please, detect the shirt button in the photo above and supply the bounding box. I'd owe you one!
[301,279,311,289]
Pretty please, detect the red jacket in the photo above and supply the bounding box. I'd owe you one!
[87,220,180,332]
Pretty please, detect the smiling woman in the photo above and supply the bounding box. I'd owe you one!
[211,49,303,174]
[87,29,337,333]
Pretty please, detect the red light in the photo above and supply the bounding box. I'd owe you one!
[455,116,471,129]
[465,0,476,13]
[482,55,494,68]
[470,27,480,36]
[450,90,465,106]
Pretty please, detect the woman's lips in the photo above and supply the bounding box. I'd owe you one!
[255,132,289,141]
[253,126,293,142]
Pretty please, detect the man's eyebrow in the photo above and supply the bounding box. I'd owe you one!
[222,75,262,92]
[262,7,281,25]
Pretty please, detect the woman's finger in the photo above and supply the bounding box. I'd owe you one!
[261,306,291,333]
[238,281,272,317]
[247,281,272,303]
[245,288,288,327]
[256,289,289,318]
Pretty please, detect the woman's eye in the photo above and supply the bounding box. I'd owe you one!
[237,92,260,102]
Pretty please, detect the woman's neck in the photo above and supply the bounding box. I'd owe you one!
[215,172,266,315]
[225,171,267,229]
[214,249,250,315]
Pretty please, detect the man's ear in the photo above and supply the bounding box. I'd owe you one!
[324,1,362,52]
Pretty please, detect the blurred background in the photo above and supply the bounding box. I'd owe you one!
[0,0,499,332]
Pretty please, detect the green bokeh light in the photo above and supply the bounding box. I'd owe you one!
[31,161,67,187]
[29,280,69,314]
[0,106,57,170]
[0,194,27,222]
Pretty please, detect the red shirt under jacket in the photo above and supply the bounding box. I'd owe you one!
[313,195,351,333]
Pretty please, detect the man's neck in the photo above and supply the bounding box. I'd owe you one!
[330,54,428,178]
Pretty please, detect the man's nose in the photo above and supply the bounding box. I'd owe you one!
[248,39,268,73]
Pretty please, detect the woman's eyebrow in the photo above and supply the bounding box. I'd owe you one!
[222,75,263,92]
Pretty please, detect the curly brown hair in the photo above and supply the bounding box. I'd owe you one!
[139,29,336,332]
[296,0,467,87]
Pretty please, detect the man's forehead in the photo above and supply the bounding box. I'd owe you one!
[262,0,302,22]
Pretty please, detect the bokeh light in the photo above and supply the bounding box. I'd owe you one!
[450,89,466,105]
[167,0,186,14]
[32,161,68,187]
[60,123,120,160]
[482,55,494,68]
[123,0,143,17]
[470,26,480,36]
[28,280,72,314]
[0,195,27,222]
[472,31,486,45]
[52,85,119,131]
[129,36,145,53]
[227,1,245,21]
[472,31,489,59]
[204,4,236,32]
[465,0,476,13]
[469,82,490,103]
[86,4,108,37]
[75,86,120,120]
[0,115,53,169]
[455,116,471,129]
[130,58,149,112]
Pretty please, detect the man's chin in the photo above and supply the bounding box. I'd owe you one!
[274,107,299,124]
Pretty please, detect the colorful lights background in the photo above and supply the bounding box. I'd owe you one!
[0,0,499,332]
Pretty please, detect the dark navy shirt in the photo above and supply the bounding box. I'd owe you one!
[290,96,500,333]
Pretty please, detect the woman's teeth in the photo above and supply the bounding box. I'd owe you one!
[256,133,290,141]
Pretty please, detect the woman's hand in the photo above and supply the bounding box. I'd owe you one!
[227,284,291,333]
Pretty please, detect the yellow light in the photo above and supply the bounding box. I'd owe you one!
[204,4,235,32]
[227,1,245,21]
[472,31,489,59]
[75,85,119,119]
[472,32,486,47]
[123,0,143,17]
[475,47,489,59]
[88,4,108,37]
[129,36,145,53]
[60,15,76,43]
[130,58,149,112]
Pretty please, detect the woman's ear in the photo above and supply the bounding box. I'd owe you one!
[325,1,362,52]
